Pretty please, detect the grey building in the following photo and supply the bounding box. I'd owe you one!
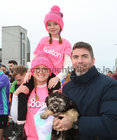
[2,26,30,67]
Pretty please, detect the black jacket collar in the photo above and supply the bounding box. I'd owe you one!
[70,66,99,84]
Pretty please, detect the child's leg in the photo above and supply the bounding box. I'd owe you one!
[18,93,30,121]
[47,73,61,93]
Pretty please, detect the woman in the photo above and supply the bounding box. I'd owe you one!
[11,54,53,140]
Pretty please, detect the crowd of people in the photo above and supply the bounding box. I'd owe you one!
[1,5,117,140]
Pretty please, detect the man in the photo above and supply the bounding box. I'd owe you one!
[4,65,28,139]
[53,42,117,140]
[8,60,18,73]
[0,66,9,140]
[0,65,9,76]
[9,65,27,103]
[106,70,113,77]
[12,65,27,86]
[8,60,18,83]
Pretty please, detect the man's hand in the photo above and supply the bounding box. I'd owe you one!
[53,114,73,131]
[14,84,29,96]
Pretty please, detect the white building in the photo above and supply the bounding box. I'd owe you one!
[2,26,30,67]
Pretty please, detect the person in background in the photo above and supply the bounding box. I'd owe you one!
[61,71,71,89]
[3,66,28,140]
[9,66,27,103]
[106,70,113,77]
[8,60,18,83]
[53,41,117,140]
[0,64,9,77]
[111,72,117,80]
[0,66,9,140]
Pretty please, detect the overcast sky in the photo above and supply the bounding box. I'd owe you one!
[0,0,117,73]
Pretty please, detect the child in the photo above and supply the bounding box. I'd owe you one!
[33,5,72,88]
[15,5,72,138]
[25,5,72,88]
[11,54,54,139]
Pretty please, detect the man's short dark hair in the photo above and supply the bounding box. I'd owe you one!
[13,65,27,78]
[8,60,18,65]
[72,41,94,57]
[1,64,6,69]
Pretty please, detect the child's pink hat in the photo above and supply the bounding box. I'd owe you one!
[31,53,53,76]
[44,5,64,31]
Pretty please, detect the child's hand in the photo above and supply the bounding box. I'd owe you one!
[48,76,60,89]
[23,70,31,83]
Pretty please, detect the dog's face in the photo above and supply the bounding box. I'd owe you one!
[45,92,76,114]
[47,95,66,113]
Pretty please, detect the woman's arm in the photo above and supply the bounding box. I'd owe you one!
[10,94,18,123]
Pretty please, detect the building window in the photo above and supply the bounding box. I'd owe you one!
[22,43,25,59]
[21,43,25,66]
[21,33,25,40]
[22,60,25,66]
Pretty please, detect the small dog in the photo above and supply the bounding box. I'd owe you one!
[41,92,79,140]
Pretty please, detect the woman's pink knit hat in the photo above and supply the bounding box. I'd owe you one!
[31,53,53,76]
[44,5,64,31]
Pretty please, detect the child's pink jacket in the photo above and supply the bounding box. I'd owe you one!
[33,36,71,75]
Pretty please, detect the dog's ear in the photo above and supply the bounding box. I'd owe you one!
[49,92,54,96]
[69,99,77,109]
[45,96,49,107]
[45,92,54,107]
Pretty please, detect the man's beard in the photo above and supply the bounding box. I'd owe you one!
[75,70,87,76]
[74,65,88,76]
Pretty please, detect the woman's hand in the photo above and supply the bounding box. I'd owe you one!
[48,76,60,89]
[53,114,73,131]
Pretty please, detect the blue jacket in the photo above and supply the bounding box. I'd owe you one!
[0,71,9,115]
[63,66,117,140]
